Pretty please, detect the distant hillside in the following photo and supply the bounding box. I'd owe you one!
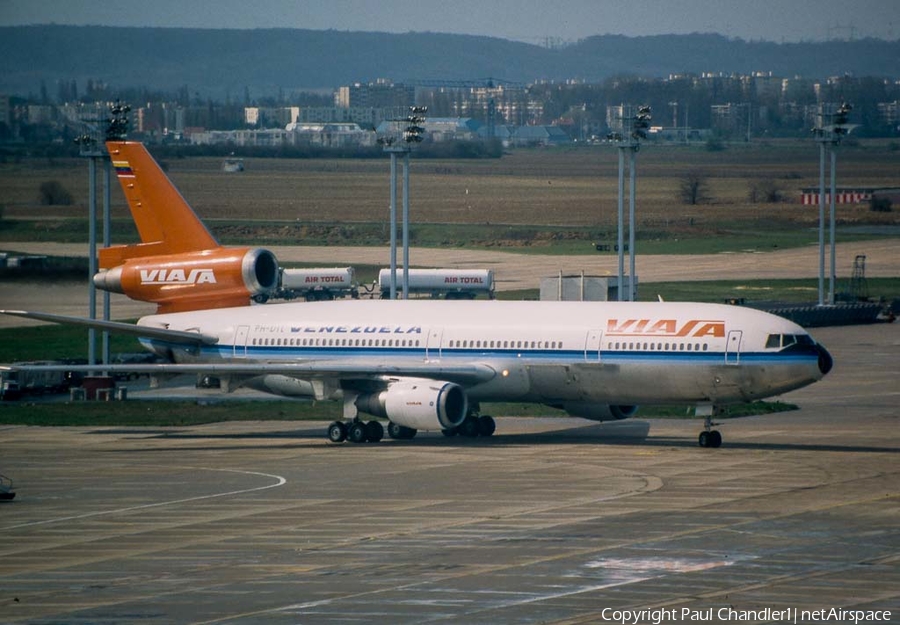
[1,26,898,98]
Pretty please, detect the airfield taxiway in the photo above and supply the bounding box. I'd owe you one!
[0,323,898,624]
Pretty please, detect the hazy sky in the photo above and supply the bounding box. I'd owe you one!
[1,0,898,42]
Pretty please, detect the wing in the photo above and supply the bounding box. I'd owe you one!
[0,310,497,386]
[0,310,496,387]
[0,359,498,395]
[0,360,497,386]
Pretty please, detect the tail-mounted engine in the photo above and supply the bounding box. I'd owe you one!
[94,247,278,313]
[355,378,468,432]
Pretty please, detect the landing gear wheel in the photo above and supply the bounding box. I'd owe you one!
[348,421,368,444]
[328,421,347,443]
[441,427,458,437]
[459,416,480,437]
[387,421,417,440]
[477,415,496,437]
[365,420,384,443]
[699,408,723,448]
[698,430,723,448]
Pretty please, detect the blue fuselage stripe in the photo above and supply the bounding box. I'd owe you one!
[149,340,818,367]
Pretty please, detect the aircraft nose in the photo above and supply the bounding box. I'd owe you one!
[816,343,834,376]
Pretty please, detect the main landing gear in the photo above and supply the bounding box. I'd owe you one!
[382,415,495,440]
[327,419,384,444]
[442,413,496,438]
[325,412,497,444]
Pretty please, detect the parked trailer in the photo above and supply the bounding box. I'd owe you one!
[273,267,357,301]
[377,268,494,299]
[3,361,73,396]
[0,372,20,401]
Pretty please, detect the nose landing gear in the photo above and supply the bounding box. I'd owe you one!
[698,427,722,448]
[696,404,723,448]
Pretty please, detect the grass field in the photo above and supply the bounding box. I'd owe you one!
[2,217,891,254]
[2,141,898,251]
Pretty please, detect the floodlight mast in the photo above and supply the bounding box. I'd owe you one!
[608,105,650,301]
[74,101,129,372]
[377,135,401,300]
[813,102,853,306]
[378,106,427,299]
[101,102,129,358]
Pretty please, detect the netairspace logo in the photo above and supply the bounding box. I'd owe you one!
[599,607,892,624]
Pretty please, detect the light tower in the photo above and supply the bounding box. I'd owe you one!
[377,106,427,299]
[812,102,854,306]
[607,105,651,301]
[74,100,129,371]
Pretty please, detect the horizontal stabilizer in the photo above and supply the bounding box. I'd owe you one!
[0,310,218,345]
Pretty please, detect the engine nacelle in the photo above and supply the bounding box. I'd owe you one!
[94,247,278,313]
[560,402,639,421]
[355,378,468,431]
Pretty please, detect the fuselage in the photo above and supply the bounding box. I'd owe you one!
[138,299,832,407]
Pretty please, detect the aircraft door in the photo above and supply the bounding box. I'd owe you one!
[725,330,742,365]
[426,328,443,361]
[584,330,603,361]
[233,325,250,358]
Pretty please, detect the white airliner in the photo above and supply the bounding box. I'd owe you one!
[1,141,833,448]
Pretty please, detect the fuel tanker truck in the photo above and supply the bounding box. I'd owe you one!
[377,268,494,299]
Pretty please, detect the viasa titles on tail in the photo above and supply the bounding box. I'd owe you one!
[1,140,833,448]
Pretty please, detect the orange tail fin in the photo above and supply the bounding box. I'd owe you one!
[102,141,219,267]
[96,140,278,313]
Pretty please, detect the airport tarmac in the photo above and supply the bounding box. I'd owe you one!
[0,325,898,624]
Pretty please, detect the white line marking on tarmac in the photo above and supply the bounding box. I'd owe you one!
[2,467,287,530]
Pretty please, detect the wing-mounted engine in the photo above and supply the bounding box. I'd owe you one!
[355,378,468,431]
[94,247,278,313]
[559,402,638,421]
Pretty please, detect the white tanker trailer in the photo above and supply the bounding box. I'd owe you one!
[377,268,494,299]
[267,267,357,301]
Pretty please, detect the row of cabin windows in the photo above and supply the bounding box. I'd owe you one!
[253,337,422,348]
[250,336,710,352]
[251,337,561,350]
[610,341,709,352]
[447,339,562,350]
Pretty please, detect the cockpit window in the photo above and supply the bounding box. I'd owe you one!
[766,333,814,349]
